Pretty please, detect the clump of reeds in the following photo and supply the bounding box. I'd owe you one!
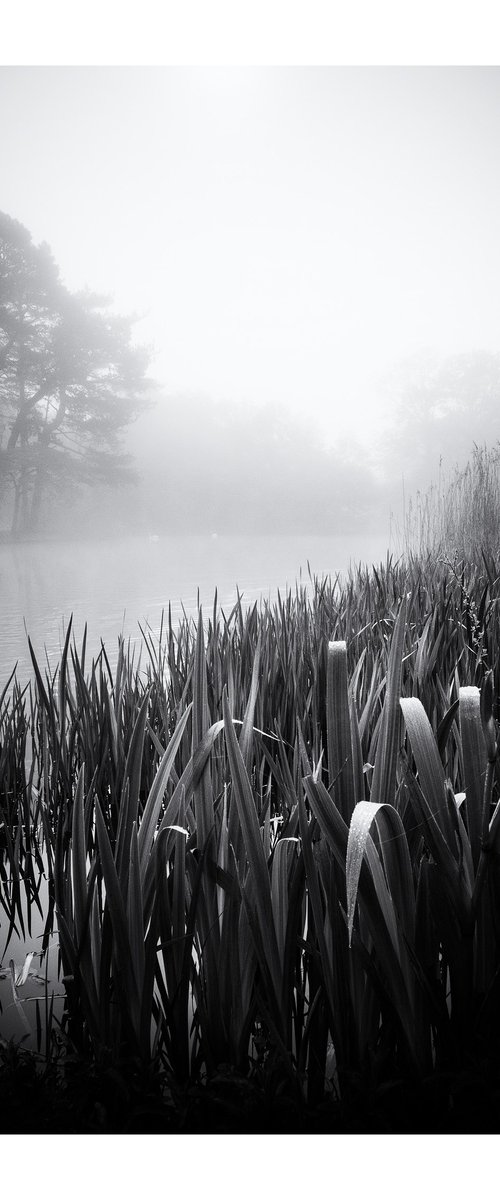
[2,553,500,1130]
[402,442,500,562]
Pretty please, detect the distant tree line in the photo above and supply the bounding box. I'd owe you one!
[126,394,384,538]
[376,348,500,491]
[2,212,500,541]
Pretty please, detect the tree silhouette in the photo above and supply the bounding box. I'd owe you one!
[0,212,152,536]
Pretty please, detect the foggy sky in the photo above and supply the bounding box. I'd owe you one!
[1,65,500,449]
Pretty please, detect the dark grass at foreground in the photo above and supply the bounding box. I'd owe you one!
[2,1038,500,1133]
[2,550,500,1133]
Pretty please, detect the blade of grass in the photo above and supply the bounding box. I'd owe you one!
[222,687,282,1004]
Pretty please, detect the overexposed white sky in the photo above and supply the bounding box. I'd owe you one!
[1,63,500,446]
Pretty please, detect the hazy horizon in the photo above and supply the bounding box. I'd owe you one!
[2,66,500,458]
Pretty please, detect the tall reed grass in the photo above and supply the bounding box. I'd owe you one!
[2,552,500,1130]
[400,442,500,561]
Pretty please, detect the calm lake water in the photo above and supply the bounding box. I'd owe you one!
[0,531,391,686]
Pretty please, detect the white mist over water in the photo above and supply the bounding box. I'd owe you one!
[0,531,391,684]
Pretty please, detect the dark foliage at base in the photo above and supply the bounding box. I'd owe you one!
[4,552,500,1134]
[2,1040,500,1134]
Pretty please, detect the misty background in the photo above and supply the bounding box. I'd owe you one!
[2,66,500,545]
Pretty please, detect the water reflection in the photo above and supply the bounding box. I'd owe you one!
[0,531,390,685]
[0,860,63,1051]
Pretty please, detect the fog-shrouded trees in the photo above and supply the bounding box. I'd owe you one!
[376,348,500,494]
[0,212,152,537]
[128,392,384,537]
